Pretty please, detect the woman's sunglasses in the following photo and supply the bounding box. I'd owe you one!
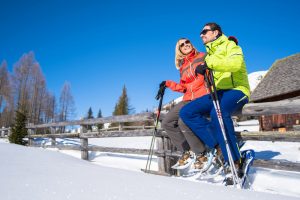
[179,40,190,48]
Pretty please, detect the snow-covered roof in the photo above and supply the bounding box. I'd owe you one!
[250,53,300,102]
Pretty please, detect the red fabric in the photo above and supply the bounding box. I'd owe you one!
[166,51,208,101]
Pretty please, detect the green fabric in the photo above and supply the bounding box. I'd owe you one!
[204,35,250,98]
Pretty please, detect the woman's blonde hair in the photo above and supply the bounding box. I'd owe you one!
[175,38,197,69]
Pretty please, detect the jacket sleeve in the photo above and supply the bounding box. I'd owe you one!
[165,80,186,93]
[206,42,244,72]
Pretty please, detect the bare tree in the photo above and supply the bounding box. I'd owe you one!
[0,61,13,127]
[1,51,75,127]
[59,81,75,122]
[12,52,33,113]
[29,64,47,124]
[12,52,50,124]
[43,92,56,123]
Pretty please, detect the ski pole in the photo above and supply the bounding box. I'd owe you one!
[204,70,241,188]
[145,86,165,173]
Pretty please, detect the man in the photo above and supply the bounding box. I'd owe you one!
[179,22,251,185]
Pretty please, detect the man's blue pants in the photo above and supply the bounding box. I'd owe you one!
[180,89,248,162]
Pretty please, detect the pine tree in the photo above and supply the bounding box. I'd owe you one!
[9,110,27,145]
[113,85,129,116]
[87,107,93,119]
[111,85,133,127]
[86,107,94,131]
[97,109,103,130]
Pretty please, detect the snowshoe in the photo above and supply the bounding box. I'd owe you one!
[238,140,246,149]
[239,149,255,188]
[180,148,217,178]
[171,151,196,170]
[197,164,225,183]
[222,149,255,188]
[190,148,217,173]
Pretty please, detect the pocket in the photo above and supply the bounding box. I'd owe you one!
[236,95,248,105]
[215,72,234,89]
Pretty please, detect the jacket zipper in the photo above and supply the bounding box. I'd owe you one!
[189,61,196,100]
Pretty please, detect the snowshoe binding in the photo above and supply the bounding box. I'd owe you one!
[171,151,196,170]
[223,149,255,188]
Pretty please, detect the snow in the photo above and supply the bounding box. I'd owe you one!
[1,133,300,200]
[234,120,260,132]
[247,71,268,92]
[244,141,300,163]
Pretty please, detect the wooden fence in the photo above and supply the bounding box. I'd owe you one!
[0,127,11,138]
[1,109,300,175]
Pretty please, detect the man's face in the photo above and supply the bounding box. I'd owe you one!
[200,26,218,44]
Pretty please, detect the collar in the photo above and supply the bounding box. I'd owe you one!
[205,34,227,54]
[183,49,196,63]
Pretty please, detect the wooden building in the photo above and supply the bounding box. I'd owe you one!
[250,53,300,131]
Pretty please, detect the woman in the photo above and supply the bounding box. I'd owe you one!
[159,38,212,170]
[179,23,250,182]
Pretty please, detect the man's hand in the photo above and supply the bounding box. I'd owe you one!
[195,62,208,75]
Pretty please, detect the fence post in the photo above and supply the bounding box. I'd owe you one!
[28,128,34,146]
[80,125,89,160]
[50,127,56,146]
[8,128,11,137]
[156,137,166,173]
[1,127,4,137]
[163,137,176,175]
[118,123,123,131]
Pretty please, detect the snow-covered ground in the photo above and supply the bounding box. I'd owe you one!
[0,140,299,200]
[1,128,300,200]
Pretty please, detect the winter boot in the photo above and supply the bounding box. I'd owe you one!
[239,149,255,187]
[192,148,216,172]
[223,162,240,186]
[223,149,255,187]
[171,151,196,170]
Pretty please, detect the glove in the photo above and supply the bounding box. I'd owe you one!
[195,62,208,75]
[155,81,166,100]
[159,81,166,88]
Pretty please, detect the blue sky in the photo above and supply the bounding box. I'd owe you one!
[1,0,300,118]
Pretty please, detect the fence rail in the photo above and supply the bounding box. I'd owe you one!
[26,130,300,142]
[242,98,300,116]
[1,111,300,174]
[26,113,154,129]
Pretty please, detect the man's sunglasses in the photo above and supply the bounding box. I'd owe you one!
[179,40,190,48]
[200,29,213,35]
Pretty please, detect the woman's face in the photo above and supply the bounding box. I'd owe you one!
[179,39,192,55]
